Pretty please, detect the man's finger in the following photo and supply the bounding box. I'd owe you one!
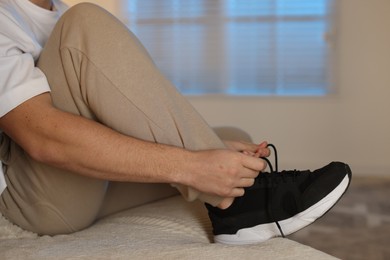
[242,155,267,172]
[229,187,245,197]
[239,177,255,188]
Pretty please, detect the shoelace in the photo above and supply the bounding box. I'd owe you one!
[261,144,286,238]
[262,143,278,173]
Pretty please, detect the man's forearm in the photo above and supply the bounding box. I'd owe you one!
[37,113,190,184]
[0,93,189,185]
[0,93,266,200]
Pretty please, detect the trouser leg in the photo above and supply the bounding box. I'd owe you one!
[0,134,108,235]
[40,3,226,202]
[1,3,227,234]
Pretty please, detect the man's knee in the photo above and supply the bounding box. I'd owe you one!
[64,2,107,18]
[62,2,115,26]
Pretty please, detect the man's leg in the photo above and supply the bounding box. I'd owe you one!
[40,3,228,203]
[0,133,108,235]
[1,3,227,234]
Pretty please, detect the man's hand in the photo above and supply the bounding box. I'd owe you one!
[180,149,267,198]
[223,140,271,158]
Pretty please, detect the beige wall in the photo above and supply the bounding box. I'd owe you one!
[190,0,390,176]
[63,0,390,176]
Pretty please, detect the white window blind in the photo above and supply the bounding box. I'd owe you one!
[125,0,334,95]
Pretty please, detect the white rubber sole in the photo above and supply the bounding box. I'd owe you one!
[214,174,350,245]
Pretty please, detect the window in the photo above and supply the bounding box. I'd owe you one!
[125,0,334,96]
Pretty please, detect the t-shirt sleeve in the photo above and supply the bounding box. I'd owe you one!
[0,26,51,118]
[0,53,51,117]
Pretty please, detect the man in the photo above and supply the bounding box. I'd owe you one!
[0,0,351,244]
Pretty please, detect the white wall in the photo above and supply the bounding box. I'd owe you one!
[63,0,390,176]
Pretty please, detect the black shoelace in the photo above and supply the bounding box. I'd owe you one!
[261,144,286,238]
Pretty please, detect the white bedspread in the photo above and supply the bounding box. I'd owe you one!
[0,196,337,259]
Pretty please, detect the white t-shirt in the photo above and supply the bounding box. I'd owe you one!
[0,0,68,195]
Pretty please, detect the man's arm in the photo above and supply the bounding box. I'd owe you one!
[0,93,266,198]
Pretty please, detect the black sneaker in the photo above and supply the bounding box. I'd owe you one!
[205,146,352,245]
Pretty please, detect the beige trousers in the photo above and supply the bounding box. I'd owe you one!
[0,3,250,235]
